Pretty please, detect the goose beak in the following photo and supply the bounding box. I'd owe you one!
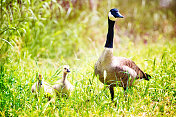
[116,12,124,18]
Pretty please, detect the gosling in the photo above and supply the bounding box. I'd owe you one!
[53,65,74,98]
[31,74,54,100]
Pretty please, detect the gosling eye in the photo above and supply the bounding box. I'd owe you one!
[64,68,66,70]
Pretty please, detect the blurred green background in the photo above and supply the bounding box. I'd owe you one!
[0,0,175,62]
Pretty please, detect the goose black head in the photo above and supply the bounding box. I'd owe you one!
[108,8,124,21]
[63,65,70,73]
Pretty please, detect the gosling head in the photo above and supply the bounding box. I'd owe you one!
[63,65,70,74]
[108,8,124,21]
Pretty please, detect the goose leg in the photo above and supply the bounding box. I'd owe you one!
[109,85,114,101]
[123,87,127,100]
[123,87,126,91]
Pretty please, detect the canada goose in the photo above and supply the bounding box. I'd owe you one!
[31,74,54,100]
[53,65,74,98]
[94,8,151,101]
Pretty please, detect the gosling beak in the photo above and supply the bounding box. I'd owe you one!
[67,69,70,73]
[116,12,124,18]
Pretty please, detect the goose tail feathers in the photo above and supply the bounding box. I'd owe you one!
[144,73,151,81]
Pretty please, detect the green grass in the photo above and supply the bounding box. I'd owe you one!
[0,0,176,116]
[0,40,175,116]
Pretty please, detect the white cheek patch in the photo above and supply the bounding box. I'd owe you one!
[108,12,117,21]
[118,12,122,17]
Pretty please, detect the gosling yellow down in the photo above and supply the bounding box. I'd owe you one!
[53,65,74,98]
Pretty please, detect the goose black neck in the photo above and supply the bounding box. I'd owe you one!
[105,18,115,48]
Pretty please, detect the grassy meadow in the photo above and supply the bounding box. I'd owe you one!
[0,0,176,116]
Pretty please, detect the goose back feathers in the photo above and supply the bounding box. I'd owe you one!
[95,51,150,87]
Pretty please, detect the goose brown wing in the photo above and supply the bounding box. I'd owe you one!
[117,57,146,78]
